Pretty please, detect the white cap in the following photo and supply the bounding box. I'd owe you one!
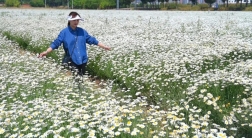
[67,15,84,21]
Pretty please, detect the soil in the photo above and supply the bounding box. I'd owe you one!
[21,4,32,9]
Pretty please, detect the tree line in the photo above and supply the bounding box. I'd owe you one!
[1,0,252,9]
[1,0,133,8]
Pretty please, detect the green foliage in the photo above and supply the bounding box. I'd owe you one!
[99,0,110,9]
[177,3,188,9]
[30,0,44,7]
[3,31,30,49]
[236,124,252,137]
[119,0,132,8]
[73,0,86,9]
[4,0,20,7]
[159,3,252,11]
[198,3,210,10]
[177,4,198,10]
[167,3,177,9]
[75,0,131,8]
[83,0,99,9]
[141,0,148,4]
[74,0,118,9]
[99,0,116,9]
[244,5,252,11]
[46,0,62,7]
[189,82,247,133]
[226,3,246,10]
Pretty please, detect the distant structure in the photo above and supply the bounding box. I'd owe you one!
[180,0,251,4]
[227,0,251,3]
[132,0,251,5]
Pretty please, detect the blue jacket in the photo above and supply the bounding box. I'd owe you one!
[50,26,99,65]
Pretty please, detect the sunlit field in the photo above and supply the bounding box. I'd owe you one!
[0,9,252,137]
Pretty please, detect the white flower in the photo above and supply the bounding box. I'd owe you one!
[127,121,132,126]
[115,131,120,136]
[71,127,80,133]
[124,127,130,133]
[207,93,213,99]
[88,129,96,137]
[216,132,227,138]
[135,92,141,96]
[0,128,5,134]
[137,124,145,128]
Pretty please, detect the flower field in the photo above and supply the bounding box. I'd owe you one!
[0,9,252,137]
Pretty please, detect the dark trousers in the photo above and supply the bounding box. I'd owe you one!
[70,61,87,76]
[62,55,87,76]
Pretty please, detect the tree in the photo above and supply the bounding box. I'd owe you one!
[46,0,62,7]
[141,0,148,7]
[83,0,99,9]
[160,0,169,8]
[30,0,44,7]
[148,0,155,8]
[5,0,20,7]
[164,0,169,8]
[99,0,116,9]
[73,0,86,8]
[119,0,133,8]
[172,0,178,9]
[235,0,243,9]
[204,0,216,7]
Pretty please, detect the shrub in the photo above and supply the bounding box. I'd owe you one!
[226,4,236,10]
[227,4,246,11]
[4,0,20,7]
[83,0,99,9]
[167,3,177,10]
[198,3,210,10]
[190,5,201,10]
[30,0,44,7]
[99,0,116,9]
[177,4,188,10]
[73,0,85,9]
[244,5,252,11]
[218,6,228,11]
[177,4,201,11]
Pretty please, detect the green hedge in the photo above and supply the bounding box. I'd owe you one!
[4,0,20,7]
[30,0,44,7]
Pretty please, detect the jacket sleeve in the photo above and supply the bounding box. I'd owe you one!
[50,30,64,50]
[85,31,99,45]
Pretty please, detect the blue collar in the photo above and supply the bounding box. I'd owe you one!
[68,26,78,32]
